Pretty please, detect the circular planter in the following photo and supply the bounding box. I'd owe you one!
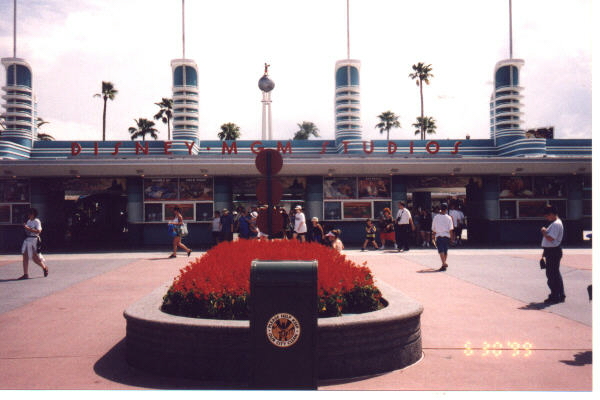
[124,281,423,383]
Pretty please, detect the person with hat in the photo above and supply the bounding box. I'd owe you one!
[220,208,234,242]
[325,229,344,252]
[431,203,454,271]
[308,216,324,244]
[293,205,307,242]
[540,204,565,304]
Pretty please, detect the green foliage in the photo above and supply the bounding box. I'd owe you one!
[218,122,241,141]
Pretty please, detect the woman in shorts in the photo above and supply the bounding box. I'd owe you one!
[19,208,49,280]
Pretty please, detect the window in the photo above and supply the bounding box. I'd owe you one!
[143,177,213,222]
[323,177,391,220]
[0,179,31,224]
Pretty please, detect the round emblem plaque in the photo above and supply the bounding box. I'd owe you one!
[265,313,301,348]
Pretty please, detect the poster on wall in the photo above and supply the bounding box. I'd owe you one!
[195,203,214,222]
[343,202,372,219]
[144,178,177,201]
[180,178,213,200]
[499,176,533,198]
[0,179,30,202]
[324,177,356,199]
[358,177,390,199]
[64,178,126,198]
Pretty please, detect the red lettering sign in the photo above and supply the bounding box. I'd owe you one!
[222,141,238,154]
[163,141,173,155]
[451,141,462,154]
[362,140,374,154]
[135,142,149,155]
[71,142,82,156]
[94,142,98,155]
[251,141,264,154]
[342,141,350,154]
[276,141,292,154]
[112,142,122,155]
[184,141,194,155]
[320,141,330,154]
[426,141,439,154]
[387,141,397,154]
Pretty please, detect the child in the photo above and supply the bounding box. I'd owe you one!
[326,229,344,252]
[361,219,379,251]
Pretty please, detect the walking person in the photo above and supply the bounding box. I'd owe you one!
[395,202,415,252]
[168,206,191,258]
[19,208,49,279]
[361,218,379,251]
[431,203,454,271]
[448,203,465,246]
[308,217,324,244]
[220,209,234,242]
[540,204,565,304]
[379,208,397,250]
[293,205,307,242]
[419,208,432,247]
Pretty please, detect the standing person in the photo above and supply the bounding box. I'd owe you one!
[237,209,250,239]
[249,211,259,239]
[379,208,397,250]
[220,209,234,242]
[419,208,432,247]
[448,203,465,246]
[395,202,415,252]
[293,205,307,242]
[168,206,191,259]
[431,203,454,271]
[19,208,49,280]
[361,218,379,251]
[540,204,565,304]
[309,217,324,244]
[211,211,221,246]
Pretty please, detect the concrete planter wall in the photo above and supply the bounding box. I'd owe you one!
[124,281,423,383]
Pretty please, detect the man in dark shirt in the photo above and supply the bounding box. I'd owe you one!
[220,209,234,242]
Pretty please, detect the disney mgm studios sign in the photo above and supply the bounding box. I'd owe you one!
[68,140,465,156]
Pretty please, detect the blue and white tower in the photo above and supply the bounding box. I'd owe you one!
[334,0,362,153]
[171,0,199,151]
[489,0,525,145]
[1,0,35,159]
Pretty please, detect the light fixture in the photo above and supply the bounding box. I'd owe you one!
[327,168,335,177]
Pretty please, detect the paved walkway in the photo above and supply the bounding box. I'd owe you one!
[0,246,593,393]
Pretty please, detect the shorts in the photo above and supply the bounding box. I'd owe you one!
[436,236,450,254]
[380,231,395,242]
[22,237,44,260]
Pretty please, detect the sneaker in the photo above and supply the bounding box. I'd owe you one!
[380,246,385,250]
[361,248,365,252]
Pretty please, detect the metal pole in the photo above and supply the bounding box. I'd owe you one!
[13,0,17,58]
[346,0,350,59]
[509,0,513,59]
[182,0,186,59]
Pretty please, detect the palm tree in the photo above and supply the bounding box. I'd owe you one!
[128,118,159,141]
[217,122,241,141]
[375,111,401,141]
[293,121,320,140]
[409,63,434,140]
[36,117,55,141]
[153,98,173,140]
[94,81,118,141]
[412,116,437,137]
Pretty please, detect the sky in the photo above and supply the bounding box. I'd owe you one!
[0,0,593,142]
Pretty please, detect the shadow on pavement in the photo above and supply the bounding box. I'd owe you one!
[93,338,248,390]
[560,351,592,366]
[518,302,554,311]
[417,268,444,273]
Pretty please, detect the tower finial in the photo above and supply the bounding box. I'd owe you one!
[13,0,17,58]
[182,0,186,59]
[346,0,350,59]
[509,0,513,59]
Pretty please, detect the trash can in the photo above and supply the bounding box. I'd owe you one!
[249,260,318,390]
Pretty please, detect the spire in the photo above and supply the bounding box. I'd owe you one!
[509,0,513,59]
[182,0,186,59]
[346,0,350,59]
[13,0,17,58]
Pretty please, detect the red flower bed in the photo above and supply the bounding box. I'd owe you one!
[161,240,384,319]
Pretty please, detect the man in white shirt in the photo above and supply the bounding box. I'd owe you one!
[540,204,565,304]
[395,202,414,252]
[293,205,307,242]
[431,203,454,271]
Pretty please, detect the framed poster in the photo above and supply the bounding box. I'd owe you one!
[0,179,30,202]
[144,178,178,201]
[145,203,163,222]
[324,177,356,199]
[343,202,372,219]
[358,177,390,199]
[180,178,213,200]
